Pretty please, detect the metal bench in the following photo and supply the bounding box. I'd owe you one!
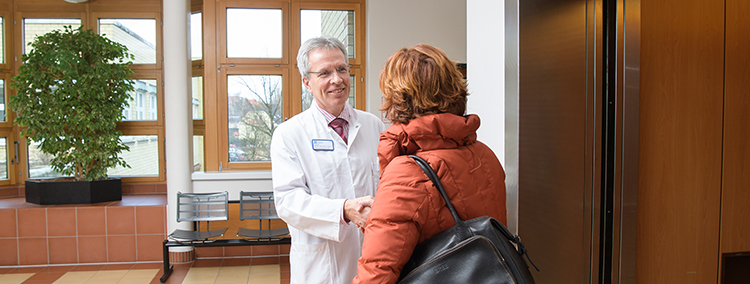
[160,191,290,283]
[236,191,290,241]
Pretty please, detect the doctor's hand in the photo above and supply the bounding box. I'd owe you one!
[357,205,371,233]
[355,197,373,232]
[345,196,374,229]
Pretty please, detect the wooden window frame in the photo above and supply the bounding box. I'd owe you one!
[115,71,165,127]
[90,11,163,71]
[218,1,290,66]
[0,130,16,186]
[0,11,12,71]
[203,0,366,173]
[13,12,88,71]
[114,126,166,183]
[218,66,290,171]
[11,7,166,185]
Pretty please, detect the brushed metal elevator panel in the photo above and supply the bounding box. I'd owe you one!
[510,0,639,283]
[516,1,597,282]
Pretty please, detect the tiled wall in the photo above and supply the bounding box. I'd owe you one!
[0,187,22,199]
[0,203,166,266]
[121,184,167,195]
[0,189,292,267]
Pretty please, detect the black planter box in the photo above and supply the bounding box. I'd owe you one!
[25,178,122,205]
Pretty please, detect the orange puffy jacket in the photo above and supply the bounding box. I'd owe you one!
[353,113,507,284]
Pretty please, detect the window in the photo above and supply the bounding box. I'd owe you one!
[226,9,282,59]
[193,135,204,172]
[203,0,366,171]
[192,76,204,119]
[191,12,203,61]
[0,1,366,188]
[27,139,62,179]
[22,18,82,54]
[0,17,4,65]
[226,74,283,162]
[18,17,86,182]
[98,18,157,64]
[300,10,355,59]
[0,12,12,185]
[0,138,7,180]
[0,3,166,186]
[0,78,5,122]
[191,10,205,174]
[124,79,158,121]
[108,135,160,177]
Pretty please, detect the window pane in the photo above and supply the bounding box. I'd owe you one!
[228,75,282,162]
[28,140,67,178]
[23,19,81,54]
[0,17,4,64]
[301,87,313,111]
[108,135,159,177]
[349,74,356,107]
[226,9,282,58]
[123,79,158,121]
[301,75,356,111]
[0,79,5,122]
[301,10,355,59]
[0,138,6,180]
[191,12,202,60]
[99,19,157,64]
[193,135,204,172]
[192,76,203,119]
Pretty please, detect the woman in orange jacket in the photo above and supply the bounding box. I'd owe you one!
[353,44,508,284]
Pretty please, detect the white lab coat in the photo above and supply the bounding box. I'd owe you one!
[271,104,385,284]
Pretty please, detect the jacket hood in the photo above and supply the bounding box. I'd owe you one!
[378,113,480,174]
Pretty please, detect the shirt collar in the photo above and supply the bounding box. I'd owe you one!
[315,101,352,125]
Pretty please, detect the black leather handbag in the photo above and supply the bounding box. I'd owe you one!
[397,155,538,284]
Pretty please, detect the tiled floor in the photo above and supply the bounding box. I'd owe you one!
[0,258,290,284]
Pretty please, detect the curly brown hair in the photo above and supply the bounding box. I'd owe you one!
[379,44,468,124]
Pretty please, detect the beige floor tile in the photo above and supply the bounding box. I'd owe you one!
[247,265,280,284]
[53,271,97,283]
[116,268,160,284]
[115,279,154,284]
[85,269,129,284]
[218,266,250,276]
[215,274,250,283]
[182,267,220,284]
[215,266,250,283]
[0,273,35,284]
[121,269,159,279]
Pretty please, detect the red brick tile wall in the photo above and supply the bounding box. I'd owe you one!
[0,203,167,266]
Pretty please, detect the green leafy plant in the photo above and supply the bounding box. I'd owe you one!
[10,26,135,181]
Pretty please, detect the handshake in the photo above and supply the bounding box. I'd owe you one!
[344,195,374,232]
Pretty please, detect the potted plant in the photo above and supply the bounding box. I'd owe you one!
[10,25,135,204]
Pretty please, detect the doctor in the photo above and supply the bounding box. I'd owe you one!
[270,36,385,284]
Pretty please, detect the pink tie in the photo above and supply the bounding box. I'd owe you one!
[329,118,348,144]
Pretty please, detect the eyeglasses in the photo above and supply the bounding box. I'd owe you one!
[309,66,350,79]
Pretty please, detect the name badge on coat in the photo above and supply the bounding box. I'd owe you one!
[311,139,334,151]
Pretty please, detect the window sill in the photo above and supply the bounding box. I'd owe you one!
[191,171,272,181]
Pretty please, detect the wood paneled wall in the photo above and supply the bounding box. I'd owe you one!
[638,0,725,283]
[721,0,750,256]
[640,0,750,283]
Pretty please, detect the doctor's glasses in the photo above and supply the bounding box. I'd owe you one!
[309,66,350,80]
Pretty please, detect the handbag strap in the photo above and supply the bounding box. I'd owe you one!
[409,155,540,272]
[409,155,474,240]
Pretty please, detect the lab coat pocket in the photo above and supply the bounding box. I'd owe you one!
[290,242,331,283]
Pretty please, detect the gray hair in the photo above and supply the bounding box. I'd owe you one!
[297,36,348,79]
